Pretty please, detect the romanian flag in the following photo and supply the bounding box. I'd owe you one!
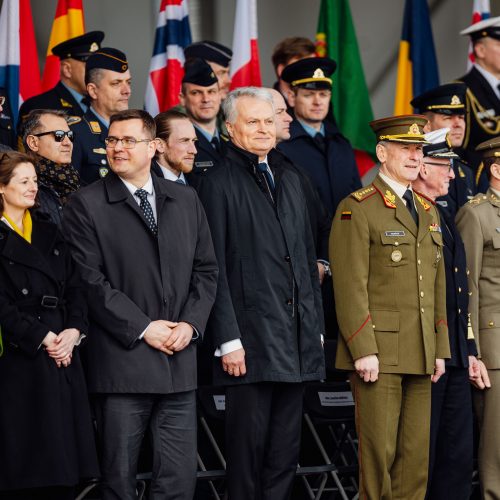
[42,0,85,91]
[316,0,375,177]
[394,0,439,115]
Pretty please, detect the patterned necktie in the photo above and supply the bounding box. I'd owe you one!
[135,188,158,236]
[257,162,275,194]
[403,189,418,226]
[175,177,186,185]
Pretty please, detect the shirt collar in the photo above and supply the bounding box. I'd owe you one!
[298,119,325,138]
[89,107,109,129]
[194,123,219,142]
[61,82,88,111]
[379,171,411,201]
[474,63,500,98]
[157,161,185,182]
[120,175,154,197]
[491,187,500,198]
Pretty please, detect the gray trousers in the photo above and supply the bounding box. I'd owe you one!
[94,391,197,500]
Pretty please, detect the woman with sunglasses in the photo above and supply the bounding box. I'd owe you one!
[22,109,81,225]
[0,151,98,500]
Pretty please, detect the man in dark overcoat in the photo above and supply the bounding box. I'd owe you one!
[63,109,218,500]
[197,87,325,500]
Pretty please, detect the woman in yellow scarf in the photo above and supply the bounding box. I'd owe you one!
[0,152,98,500]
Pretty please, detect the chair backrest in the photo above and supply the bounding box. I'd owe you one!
[303,381,355,420]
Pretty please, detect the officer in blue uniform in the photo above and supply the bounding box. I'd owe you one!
[277,57,361,217]
[412,129,480,500]
[18,31,104,124]
[411,83,478,212]
[70,48,131,184]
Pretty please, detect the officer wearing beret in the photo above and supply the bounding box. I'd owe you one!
[70,48,131,184]
[456,17,500,173]
[456,137,500,500]
[412,83,479,208]
[18,31,104,124]
[412,129,480,500]
[184,41,232,100]
[178,58,227,189]
[278,57,361,218]
[330,115,450,499]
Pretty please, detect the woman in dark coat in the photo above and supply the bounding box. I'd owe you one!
[0,152,98,500]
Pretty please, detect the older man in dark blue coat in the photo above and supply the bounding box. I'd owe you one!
[197,87,325,500]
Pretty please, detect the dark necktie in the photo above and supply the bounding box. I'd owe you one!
[402,189,418,226]
[313,132,326,153]
[175,177,186,185]
[257,162,275,194]
[135,188,158,236]
[211,136,220,153]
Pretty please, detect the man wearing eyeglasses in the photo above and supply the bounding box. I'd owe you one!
[22,109,80,225]
[70,47,131,185]
[18,31,104,124]
[412,129,482,500]
[63,108,218,500]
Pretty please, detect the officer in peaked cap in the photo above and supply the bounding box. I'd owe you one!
[278,56,360,219]
[330,114,449,499]
[413,128,480,499]
[456,16,500,174]
[456,135,500,498]
[185,41,233,99]
[18,31,105,125]
[412,83,477,213]
[71,47,131,184]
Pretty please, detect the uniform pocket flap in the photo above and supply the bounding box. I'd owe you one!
[371,310,400,332]
[430,231,444,246]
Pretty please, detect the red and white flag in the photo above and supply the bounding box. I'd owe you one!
[144,0,192,115]
[230,0,262,89]
[467,0,490,69]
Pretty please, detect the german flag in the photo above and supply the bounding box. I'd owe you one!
[42,0,85,91]
[394,0,439,115]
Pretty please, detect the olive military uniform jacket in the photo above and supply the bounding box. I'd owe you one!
[456,189,500,368]
[330,175,450,374]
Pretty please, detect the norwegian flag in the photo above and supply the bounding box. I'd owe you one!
[144,0,191,115]
[467,0,490,69]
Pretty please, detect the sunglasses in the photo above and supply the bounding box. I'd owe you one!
[33,130,74,142]
[0,96,5,106]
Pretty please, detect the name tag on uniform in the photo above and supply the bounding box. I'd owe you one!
[195,161,214,168]
[384,230,405,237]
[93,147,107,154]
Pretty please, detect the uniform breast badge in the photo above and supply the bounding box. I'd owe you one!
[429,223,442,232]
[391,249,402,262]
[341,211,352,220]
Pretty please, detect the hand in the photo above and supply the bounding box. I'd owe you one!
[431,358,445,383]
[470,358,491,390]
[354,354,379,382]
[143,320,178,355]
[222,348,246,377]
[46,328,80,362]
[42,331,58,348]
[317,262,325,285]
[164,322,194,352]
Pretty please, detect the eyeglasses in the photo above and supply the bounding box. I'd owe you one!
[105,137,152,149]
[0,96,5,106]
[33,130,74,142]
[423,161,453,173]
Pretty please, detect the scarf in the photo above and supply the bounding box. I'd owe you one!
[2,210,33,243]
[36,156,80,205]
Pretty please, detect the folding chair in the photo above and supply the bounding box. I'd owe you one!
[297,381,359,500]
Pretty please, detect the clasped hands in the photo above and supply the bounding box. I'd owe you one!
[144,320,193,355]
[43,328,80,368]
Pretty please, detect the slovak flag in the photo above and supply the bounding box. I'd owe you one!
[467,0,490,69]
[145,0,192,115]
[230,0,262,89]
[0,0,42,125]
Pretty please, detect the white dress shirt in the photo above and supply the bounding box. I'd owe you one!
[379,171,416,209]
[157,163,187,184]
[474,63,500,101]
[120,175,157,221]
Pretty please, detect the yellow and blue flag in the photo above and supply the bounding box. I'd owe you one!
[394,0,439,115]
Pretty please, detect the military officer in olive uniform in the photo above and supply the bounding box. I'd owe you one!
[18,31,104,124]
[330,115,450,500]
[411,83,477,210]
[457,18,500,176]
[456,137,500,500]
[70,48,131,184]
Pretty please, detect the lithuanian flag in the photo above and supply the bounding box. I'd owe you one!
[42,0,85,91]
[394,0,439,115]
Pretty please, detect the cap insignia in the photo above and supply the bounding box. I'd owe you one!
[451,95,461,105]
[408,123,420,135]
[90,42,98,53]
[313,68,325,79]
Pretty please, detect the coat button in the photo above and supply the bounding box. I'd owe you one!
[53,249,60,256]
[455,267,458,273]
[417,259,421,265]
[394,241,399,246]
[489,321,495,327]
[284,255,291,262]
[421,307,425,313]
[101,159,107,165]
[21,288,28,295]
[420,291,424,297]
[419,275,423,280]
[458,287,462,293]
[458,308,461,314]
[286,299,293,305]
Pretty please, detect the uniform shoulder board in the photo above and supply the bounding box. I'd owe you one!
[414,190,433,211]
[88,120,102,134]
[351,185,376,202]
[67,116,81,126]
[468,193,489,207]
[220,134,229,142]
